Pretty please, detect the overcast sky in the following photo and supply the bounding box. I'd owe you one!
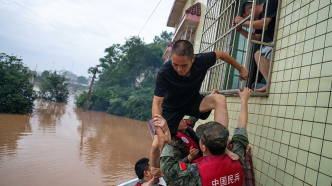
[0,0,174,77]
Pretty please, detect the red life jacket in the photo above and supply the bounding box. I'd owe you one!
[193,155,243,186]
[175,124,201,160]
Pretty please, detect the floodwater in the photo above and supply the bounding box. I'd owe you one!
[0,97,152,186]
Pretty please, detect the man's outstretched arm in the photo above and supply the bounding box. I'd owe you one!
[228,87,251,176]
[235,16,273,30]
[215,51,249,81]
[152,96,164,118]
[237,87,251,128]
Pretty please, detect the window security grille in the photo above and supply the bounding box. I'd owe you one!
[164,25,197,62]
[199,0,281,96]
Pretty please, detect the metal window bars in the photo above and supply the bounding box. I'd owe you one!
[180,25,197,45]
[164,25,197,62]
[199,0,281,97]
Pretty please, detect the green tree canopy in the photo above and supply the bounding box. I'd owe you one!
[0,53,37,114]
[41,70,49,77]
[77,76,88,84]
[76,31,173,121]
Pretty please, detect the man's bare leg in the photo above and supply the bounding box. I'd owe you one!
[254,51,270,92]
[199,94,228,128]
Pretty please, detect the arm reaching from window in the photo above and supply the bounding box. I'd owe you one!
[232,20,262,41]
[234,16,272,30]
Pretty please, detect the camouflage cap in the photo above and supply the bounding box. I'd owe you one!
[196,121,229,148]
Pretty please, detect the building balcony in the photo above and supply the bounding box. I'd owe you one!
[172,3,201,41]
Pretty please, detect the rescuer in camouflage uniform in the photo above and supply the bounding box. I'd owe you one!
[172,117,240,163]
[153,88,252,186]
[172,117,199,163]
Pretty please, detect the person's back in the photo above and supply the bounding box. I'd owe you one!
[193,154,243,185]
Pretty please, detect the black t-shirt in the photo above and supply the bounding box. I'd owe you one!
[154,52,216,109]
[254,0,278,41]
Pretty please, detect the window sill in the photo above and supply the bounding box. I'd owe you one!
[200,89,268,97]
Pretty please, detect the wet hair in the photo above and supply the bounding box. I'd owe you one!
[201,139,227,155]
[135,158,149,179]
[171,40,194,59]
[239,2,253,17]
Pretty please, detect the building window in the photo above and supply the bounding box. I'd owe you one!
[199,0,281,96]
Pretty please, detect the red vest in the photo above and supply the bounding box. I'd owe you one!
[175,126,201,160]
[134,182,163,186]
[193,155,243,186]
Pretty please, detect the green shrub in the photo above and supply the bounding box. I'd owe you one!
[0,53,37,114]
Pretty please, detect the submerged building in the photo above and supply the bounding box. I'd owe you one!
[164,0,332,185]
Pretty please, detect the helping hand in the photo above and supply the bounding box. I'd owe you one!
[233,20,243,32]
[225,148,239,161]
[188,146,199,162]
[239,67,249,81]
[238,87,252,101]
[154,114,171,146]
[234,16,244,24]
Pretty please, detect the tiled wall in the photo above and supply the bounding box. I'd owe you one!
[195,0,332,185]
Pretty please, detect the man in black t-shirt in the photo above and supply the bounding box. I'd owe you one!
[233,0,279,92]
[149,40,248,180]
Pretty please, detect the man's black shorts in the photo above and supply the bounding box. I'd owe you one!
[162,94,211,137]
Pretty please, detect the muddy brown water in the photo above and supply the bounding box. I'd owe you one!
[0,97,152,186]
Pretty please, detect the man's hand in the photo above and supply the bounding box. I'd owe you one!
[225,148,239,161]
[233,20,243,32]
[188,146,199,162]
[238,87,252,101]
[247,145,252,155]
[239,67,249,81]
[154,114,171,152]
[211,89,218,94]
[234,16,244,24]
[150,167,164,178]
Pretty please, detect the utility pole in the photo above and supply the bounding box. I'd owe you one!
[83,68,98,112]
[32,65,37,84]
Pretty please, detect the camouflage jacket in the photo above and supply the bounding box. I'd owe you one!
[171,117,199,163]
[160,127,249,186]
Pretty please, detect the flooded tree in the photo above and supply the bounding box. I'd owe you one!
[38,70,70,103]
[0,53,37,114]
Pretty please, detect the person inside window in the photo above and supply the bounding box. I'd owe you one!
[233,0,279,92]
